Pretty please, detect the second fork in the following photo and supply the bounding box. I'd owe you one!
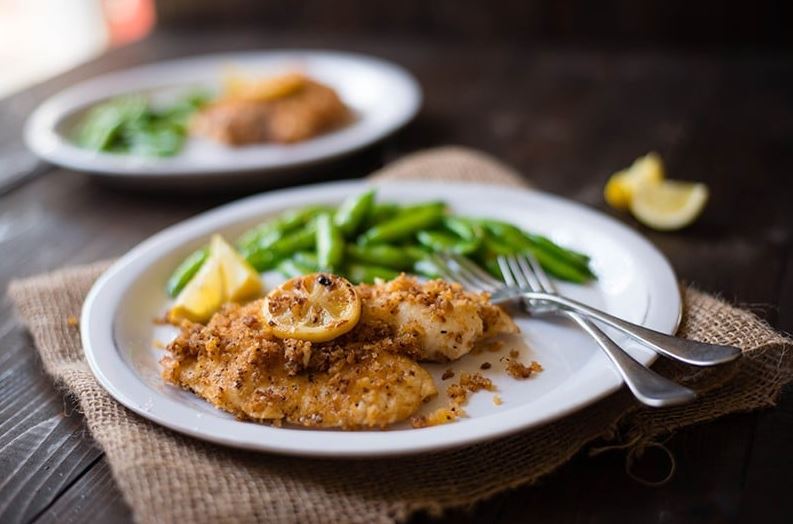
[434,253,696,407]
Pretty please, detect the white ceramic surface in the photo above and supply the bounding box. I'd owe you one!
[82,181,681,458]
[25,50,421,178]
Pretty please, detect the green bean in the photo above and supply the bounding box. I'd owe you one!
[237,205,330,253]
[482,256,503,280]
[522,232,594,277]
[334,189,375,237]
[416,230,480,255]
[344,263,400,284]
[364,203,401,228]
[277,258,317,279]
[481,227,590,283]
[442,217,483,242]
[346,244,414,270]
[534,249,591,283]
[246,224,316,271]
[358,205,445,245]
[479,221,530,251]
[403,245,431,262]
[166,247,209,297]
[245,249,279,272]
[478,218,594,276]
[477,222,591,282]
[316,214,345,270]
[480,234,519,256]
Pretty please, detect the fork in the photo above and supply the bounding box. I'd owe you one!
[437,253,740,367]
[432,253,697,407]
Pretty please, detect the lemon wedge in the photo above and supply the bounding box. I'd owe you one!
[262,273,361,342]
[168,235,262,323]
[208,234,262,302]
[168,255,225,323]
[630,181,709,231]
[604,152,665,210]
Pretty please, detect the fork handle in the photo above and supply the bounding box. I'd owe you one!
[527,292,742,366]
[565,311,696,406]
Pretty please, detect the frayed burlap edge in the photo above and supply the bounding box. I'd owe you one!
[7,146,793,524]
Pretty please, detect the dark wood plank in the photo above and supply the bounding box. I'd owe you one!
[0,320,102,524]
[34,459,131,524]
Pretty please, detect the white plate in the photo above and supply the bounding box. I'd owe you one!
[24,50,421,179]
[82,181,680,458]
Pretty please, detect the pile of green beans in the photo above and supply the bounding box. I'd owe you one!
[166,189,595,296]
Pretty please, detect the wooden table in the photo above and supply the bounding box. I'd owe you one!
[1,30,791,523]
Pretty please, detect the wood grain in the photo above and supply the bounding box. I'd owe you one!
[1,29,791,524]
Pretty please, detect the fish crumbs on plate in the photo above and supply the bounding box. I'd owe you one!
[162,274,519,430]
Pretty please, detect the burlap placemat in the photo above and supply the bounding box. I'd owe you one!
[8,147,793,524]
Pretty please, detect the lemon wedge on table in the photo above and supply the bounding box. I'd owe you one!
[604,152,665,210]
[630,181,709,231]
[263,273,361,343]
[605,152,709,231]
[168,235,262,323]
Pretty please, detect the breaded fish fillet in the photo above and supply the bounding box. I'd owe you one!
[191,79,350,145]
[162,276,517,429]
[163,300,436,429]
[358,275,518,361]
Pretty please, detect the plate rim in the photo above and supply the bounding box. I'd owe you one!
[24,49,422,177]
[81,180,681,458]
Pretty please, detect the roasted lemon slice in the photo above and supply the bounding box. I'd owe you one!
[604,152,664,210]
[630,181,709,231]
[169,235,262,323]
[263,273,361,342]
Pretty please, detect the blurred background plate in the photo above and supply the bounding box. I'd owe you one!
[24,50,421,181]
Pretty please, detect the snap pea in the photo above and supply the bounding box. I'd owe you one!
[237,205,330,253]
[416,230,480,255]
[358,205,445,245]
[479,221,593,282]
[277,258,317,279]
[246,224,317,271]
[403,245,432,262]
[346,244,414,270]
[522,232,594,277]
[316,214,345,270]
[442,216,483,242]
[480,234,519,256]
[479,221,531,252]
[166,246,209,297]
[344,263,400,284]
[482,256,503,280]
[334,189,375,237]
[481,228,590,283]
[364,203,401,228]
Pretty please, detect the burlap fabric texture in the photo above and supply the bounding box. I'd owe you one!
[8,147,793,524]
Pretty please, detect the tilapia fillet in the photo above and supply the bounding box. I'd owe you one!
[162,276,517,429]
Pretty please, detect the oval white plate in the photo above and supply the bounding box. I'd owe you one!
[25,50,421,179]
[82,181,680,458]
